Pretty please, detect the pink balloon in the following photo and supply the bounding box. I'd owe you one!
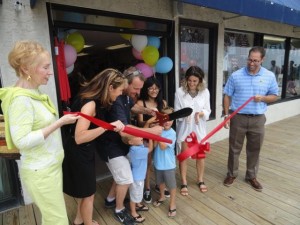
[135,63,153,78]
[132,48,142,60]
[64,44,77,67]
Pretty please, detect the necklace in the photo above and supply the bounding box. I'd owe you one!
[188,91,198,98]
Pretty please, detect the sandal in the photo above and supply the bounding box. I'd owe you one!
[136,203,149,211]
[153,199,165,207]
[168,208,177,218]
[197,181,208,193]
[180,184,188,196]
[73,220,99,225]
[132,214,145,223]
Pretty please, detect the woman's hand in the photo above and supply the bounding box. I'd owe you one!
[59,114,80,126]
[194,111,204,124]
[111,120,125,132]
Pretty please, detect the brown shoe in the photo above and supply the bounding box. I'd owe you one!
[245,178,263,192]
[223,176,236,187]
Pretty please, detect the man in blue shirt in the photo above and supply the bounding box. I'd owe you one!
[223,46,278,191]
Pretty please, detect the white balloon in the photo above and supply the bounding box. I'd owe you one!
[131,35,147,52]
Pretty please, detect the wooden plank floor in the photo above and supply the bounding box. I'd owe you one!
[1,115,300,225]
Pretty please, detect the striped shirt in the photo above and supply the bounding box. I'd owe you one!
[224,67,278,114]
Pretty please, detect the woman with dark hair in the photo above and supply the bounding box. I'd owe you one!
[63,68,126,225]
[136,77,167,203]
[174,66,211,196]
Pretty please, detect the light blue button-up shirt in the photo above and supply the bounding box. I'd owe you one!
[224,67,278,114]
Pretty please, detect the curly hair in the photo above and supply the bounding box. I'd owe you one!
[181,66,206,93]
[8,40,49,78]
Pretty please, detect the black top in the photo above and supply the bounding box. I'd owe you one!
[96,95,134,162]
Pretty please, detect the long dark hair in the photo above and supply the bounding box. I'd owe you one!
[139,77,165,111]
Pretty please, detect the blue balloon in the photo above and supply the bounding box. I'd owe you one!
[155,57,173,74]
[147,36,160,49]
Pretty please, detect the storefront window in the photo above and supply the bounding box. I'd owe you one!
[286,39,300,97]
[180,26,209,84]
[223,31,254,87]
[263,35,285,98]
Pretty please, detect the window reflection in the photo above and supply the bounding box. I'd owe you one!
[223,31,253,87]
[180,26,209,85]
[263,35,285,99]
[287,39,300,97]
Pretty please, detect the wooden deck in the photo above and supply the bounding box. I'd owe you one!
[1,115,300,225]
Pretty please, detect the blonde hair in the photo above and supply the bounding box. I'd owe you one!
[8,40,49,78]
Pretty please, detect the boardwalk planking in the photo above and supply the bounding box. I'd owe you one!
[1,115,300,225]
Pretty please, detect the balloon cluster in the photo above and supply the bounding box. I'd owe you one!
[59,31,85,74]
[130,35,173,78]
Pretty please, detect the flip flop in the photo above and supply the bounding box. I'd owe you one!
[168,208,177,218]
[180,184,188,196]
[197,182,208,193]
[136,203,149,211]
[153,199,165,207]
[132,214,145,223]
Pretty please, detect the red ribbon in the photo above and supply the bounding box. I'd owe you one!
[177,96,255,162]
[63,111,172,144]
[185,132,210,159]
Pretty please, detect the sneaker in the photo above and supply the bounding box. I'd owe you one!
[114,208,135,225]
[143,189,152,203]
[105,198,116,208]
[245,178,263,192]
[154,185,170,198]
[223,176,236,187]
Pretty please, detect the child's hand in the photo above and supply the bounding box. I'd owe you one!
[144,116,159,128]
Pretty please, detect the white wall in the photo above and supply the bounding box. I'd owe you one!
[0,0,299,143]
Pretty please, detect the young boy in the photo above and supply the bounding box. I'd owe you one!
[152,107,177,218]
[126,118,155,223]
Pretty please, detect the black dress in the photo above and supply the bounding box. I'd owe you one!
[63,99,104,198]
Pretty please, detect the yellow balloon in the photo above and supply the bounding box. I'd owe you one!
[115,19,134,41]
[142,46,159,66]
[65,32,85,53]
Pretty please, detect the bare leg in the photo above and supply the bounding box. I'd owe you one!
[196,158,205,182]
[179,142,188,185]
[144,153,152,190]
[73,199,83,225]
[159,183,166,201]
[168,188,177,217]
[116,184,130,210]
[196,158,207,192]
[130,201,145,222]
[74,195,98,225]
[107,180,116,199]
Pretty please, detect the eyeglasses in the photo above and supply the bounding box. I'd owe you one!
[125,69,142,78]
[148,87,160,92]
[247,58,261,64]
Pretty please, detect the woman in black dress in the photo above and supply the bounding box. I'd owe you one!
[63,68,126,225]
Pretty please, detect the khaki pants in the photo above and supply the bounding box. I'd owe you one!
[227,114,266,179]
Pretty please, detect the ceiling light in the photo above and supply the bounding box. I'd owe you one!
[77,52,89,57]
[84,45,93,48]
[106,43,131,50]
